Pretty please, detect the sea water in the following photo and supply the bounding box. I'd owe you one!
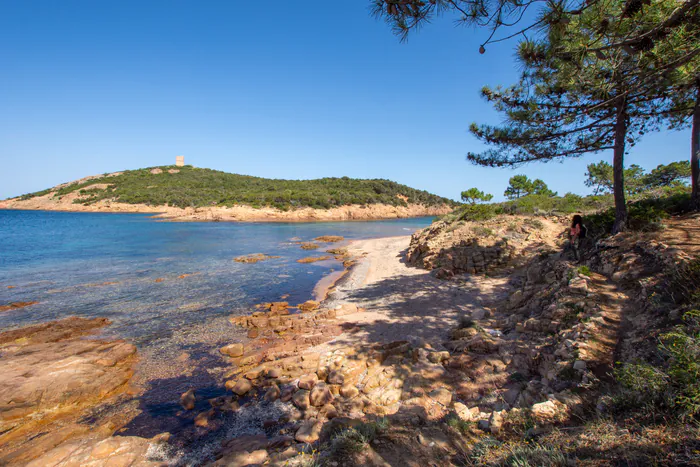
[0,209,432,449]
[0,210,432,339]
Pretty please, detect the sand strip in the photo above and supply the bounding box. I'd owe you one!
[318,235,513,350]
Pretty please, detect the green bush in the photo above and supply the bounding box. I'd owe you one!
[18,166,457,210]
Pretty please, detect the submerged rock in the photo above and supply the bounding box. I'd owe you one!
[233,253,280,264]
[0,301,39,312]
[180,389,196,410]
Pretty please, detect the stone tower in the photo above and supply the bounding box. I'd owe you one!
[176,155,185,167]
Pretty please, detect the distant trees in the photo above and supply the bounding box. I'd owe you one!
[504,175,556,199]
[460,188,493,204]
[646,161,692,187]
[584,160,692,196]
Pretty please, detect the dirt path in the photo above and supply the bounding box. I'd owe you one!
[320,236,512,349]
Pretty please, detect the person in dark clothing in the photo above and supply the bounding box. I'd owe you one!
[568,214,584,261]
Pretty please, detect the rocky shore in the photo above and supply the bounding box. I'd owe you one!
[2,213,696,466]
[0,195,451,222]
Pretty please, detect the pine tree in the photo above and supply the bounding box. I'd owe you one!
[466,0,691,232]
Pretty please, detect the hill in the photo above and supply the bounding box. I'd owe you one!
[1,165,456,221]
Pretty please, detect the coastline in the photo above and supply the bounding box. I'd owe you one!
[0,199,452,223]
[314,235,512,348]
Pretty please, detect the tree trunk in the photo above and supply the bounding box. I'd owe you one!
[612,98,628,233]
[691,84,700,210]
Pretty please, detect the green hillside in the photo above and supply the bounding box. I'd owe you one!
[20,166,456,210]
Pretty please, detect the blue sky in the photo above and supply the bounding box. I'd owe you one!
[0,0,691,202]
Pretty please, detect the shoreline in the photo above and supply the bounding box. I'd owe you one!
[0,201,452,223]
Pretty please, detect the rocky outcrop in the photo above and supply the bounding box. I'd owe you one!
[406,215,564,275]
[25,434,165,467]
[0,317,138,465]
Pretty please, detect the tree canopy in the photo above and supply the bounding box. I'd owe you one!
[460,188,493,204]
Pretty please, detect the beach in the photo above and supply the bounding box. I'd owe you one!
[319,235,512,347]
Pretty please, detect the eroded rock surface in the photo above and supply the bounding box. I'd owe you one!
[0,317,138,465]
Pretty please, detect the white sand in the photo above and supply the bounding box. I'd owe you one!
[321,236,512,349]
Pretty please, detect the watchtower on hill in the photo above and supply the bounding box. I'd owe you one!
[176,155,185,167]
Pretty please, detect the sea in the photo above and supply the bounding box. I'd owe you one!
[0,209,433,460]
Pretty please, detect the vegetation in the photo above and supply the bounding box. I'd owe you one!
[585,160,692,196]
[504,175,556,199]
[460,188,493,204]
[17,166,456,210]
[373,0,700,220]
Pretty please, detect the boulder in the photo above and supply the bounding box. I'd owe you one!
[340,384,359,399]
[264,384,281,402]
[295,419,323,443]
[180,389,196,410]
[428,388,452,406]
[227,379,252,396]
[298,374,318,390]
[293,389,311,409]
[220,343,244,358]
[310,384,334,407]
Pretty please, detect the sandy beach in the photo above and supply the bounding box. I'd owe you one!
[319,235,512,348]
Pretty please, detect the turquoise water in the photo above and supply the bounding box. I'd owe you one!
[0,210,432,342]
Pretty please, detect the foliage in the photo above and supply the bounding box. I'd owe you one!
[658,310,700,418]
[576,265,591,277]
[645,161,692,188]
[584,161,614,195]
[329,419,389,457]
[466,0,697,232]
[461,187,493,204]
[504,175,555,199]
[18,166,456,210]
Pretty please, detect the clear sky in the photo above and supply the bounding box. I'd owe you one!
[0,0,691,202]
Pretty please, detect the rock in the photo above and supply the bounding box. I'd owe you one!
[310,383,334,407]
[489,411,504,434]
[0,301,39,313]
[531,400,567,422]
[454,403,480,422]
[220,343,244,358]
[180,389,196,410]
[428,388,452,406]
[212,448,269,467]
[340,384,359,399]
[245,367,265,380]
[320,403,338,419]
[264,384,281,402]
[293,389,311,409]
[194,409,215,428]
[25,435,161,467]
[0,318,137,465]
[228,379,252,396]
[568,277,588,295]
[266,367,282,378]
[298,300,320,312]
[314,236,344,243]
[298,374,318,390]
[295,419,323,443]
[427,351,450,364]
[477,419,490,432]
[573,360,587,371]
[327,370,345,385]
